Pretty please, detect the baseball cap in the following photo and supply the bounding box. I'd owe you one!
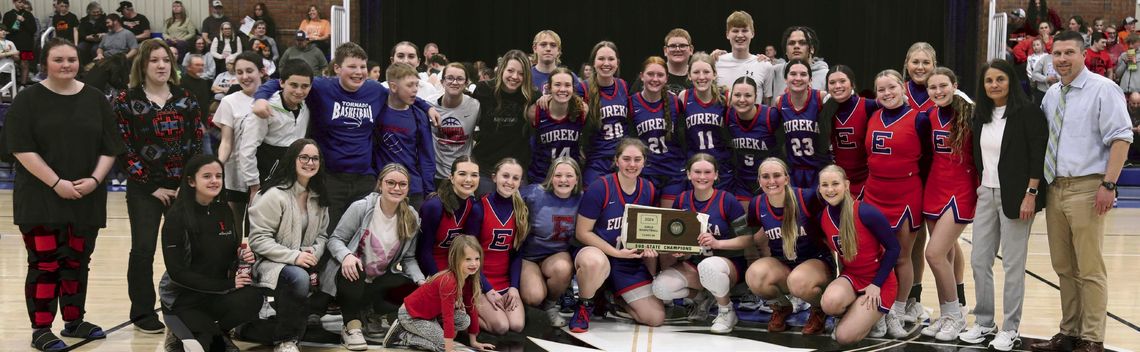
[1009,8,1026,18]
[212,0,223,8]
[116,1,132,13]
[295,31,308,41]
[1126,16,1138,25]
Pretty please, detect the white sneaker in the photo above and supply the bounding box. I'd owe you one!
[382,320,401,347]
[988,330,1020,351]
[920,316,946,337]
[885,312,909,338]
[687,291,715,322]
[869,316,887,338]
[790,296,811,313]
[341,320,367,351]
[902,301,928,324]
[935,315,966,341]
[709,307,738,334]
[958,323,996,344]
[273,340,300,352]
[546,305,567,327]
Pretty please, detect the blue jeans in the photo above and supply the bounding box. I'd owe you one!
[274,265,311,342]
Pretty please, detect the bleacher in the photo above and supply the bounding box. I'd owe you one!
[1117,167,1140,208]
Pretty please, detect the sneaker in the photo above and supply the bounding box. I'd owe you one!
[687,291,715,322]
[545,305,567,327]
[134,316,166,334]
[162,331,181,352]
[709,307,738,334]
[920,316,946,337]
[363,312,389,337]
[790,296,811,313]
[902,301,928,324]
[885,312,908,338]
[382,319,401,347]
[767,304,794,332]
[869,316,887,338]
[957,323,996,344]
[569,303,592,333]
[560,289,576,313]
[934,315,966,341]
[273,340,300,352]
[341,320,367,351]
[988,330,1021,351]
[801,307,828,335]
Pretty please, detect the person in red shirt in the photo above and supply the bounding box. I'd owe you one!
[1013,21,1053,64]
[384,235,495,352]
[1086,32,1115,79]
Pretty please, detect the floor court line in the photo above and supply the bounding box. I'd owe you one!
[59,308,158,352]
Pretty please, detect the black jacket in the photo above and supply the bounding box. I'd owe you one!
[971,104,1049,219]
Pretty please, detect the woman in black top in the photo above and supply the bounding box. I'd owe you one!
[471,49,535,194]
[114,39,204,334]
[159,154,261,352]
[3,38,125,352]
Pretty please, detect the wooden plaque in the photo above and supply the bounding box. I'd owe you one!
[620,204,709,253]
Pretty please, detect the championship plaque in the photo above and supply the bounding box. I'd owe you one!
[620,204,709,254]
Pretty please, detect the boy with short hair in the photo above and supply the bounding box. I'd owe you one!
[715,11,772,92]
[376,62,436,208]
[236,59,315,196]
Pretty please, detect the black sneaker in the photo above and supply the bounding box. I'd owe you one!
[134,316,166,334]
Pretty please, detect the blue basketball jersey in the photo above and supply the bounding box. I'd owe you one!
[747,187,828,261]
[682,91,734,188]
[630,92,685,180]
[727,105,778,196]
[577,173,657,246]
[673,189,745,241]
[578,79,630,165]
[529,105,585,183]
[776,89,826,171]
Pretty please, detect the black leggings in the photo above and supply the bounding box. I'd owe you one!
[166,287,261,350]
[336,272,416,323]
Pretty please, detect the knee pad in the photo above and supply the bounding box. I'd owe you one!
[698,259,732,298]
[651,268,689,301]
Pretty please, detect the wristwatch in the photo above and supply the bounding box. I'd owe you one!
[1101,181,1117,191]
[1026,187,1039,195]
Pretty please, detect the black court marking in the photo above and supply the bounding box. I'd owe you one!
[961,237,1140,334]
[60,308,160,351]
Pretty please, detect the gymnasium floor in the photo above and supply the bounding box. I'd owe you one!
[1,191,1138,351]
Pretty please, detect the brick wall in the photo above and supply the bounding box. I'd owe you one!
[977,0,1137,66]
[219,0,358,42]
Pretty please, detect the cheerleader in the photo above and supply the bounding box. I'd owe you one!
[520,157,582,327]
[726,76,779,206]
[383,236,495,352]
[580,41,631,184]
[680,53,734,189]
[571,138,664,332]
[864,69,931,338]
[468,158,529,334]
[820,65,878,197]
[417,156,481,276]
[816,165,901,344]
[743,158,832,334]
[903,42,937,112]
[629,56,686,207]
[527,67,584,184]
[918,67,978,341]
[650,153,751,334]
[774,59,830,188]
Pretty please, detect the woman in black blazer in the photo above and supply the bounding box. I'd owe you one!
[960,59,1048,349]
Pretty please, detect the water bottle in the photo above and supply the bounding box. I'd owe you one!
[236,243,252,277]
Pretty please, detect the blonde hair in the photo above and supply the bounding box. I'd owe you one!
[531,30,562,65]
[874,69,907,107]
[902,42,937,82]
[664,28,692,46]
[494,50,535,113]
[541,156,583,195]
[376,163,419,242]
[929,67,973,157]
[759,158,801,260]
[492,158,530,247]
[688,52,725,105]
[129,39,180,88]
[820,165,858,262]
[429,235,484,308]
[385,62,418,82]
[641,56,674,141]
[725,11,754,32]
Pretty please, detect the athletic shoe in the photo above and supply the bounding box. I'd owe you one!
[134,316,166,334]
[801,307,828,335]
[957,323,996,344]
[546,305,567,327]
[710,306,738,334]
[767,304,794,332]
[869,316,887,338]
[902,301,928,324]
[935,315,966,341]
[885,312,909,338]
[382,320,401,347]
[560,289,576,313]
[273,340,299,352]
[363,312,389,337]
[569,303,592,333]
[790,296,811,313]
[920,316,946,337]
[687,291,715,322]
[988,330,1020,351]
[162,331,181,352]
[341,320,367,351]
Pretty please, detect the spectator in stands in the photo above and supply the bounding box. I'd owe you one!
[1007,8,1031,53]
[181,54,213,116]
[1092,17,1106,33]
[1116,34,1140,93]
[248,20,277,61]
[95,13,137,61]
[1086,32,1115,80]
[0,25,18,85]
[280,30,327,73]
[246,2,276,44]
[1014,18,1053,64]
[211,55,236,103]
[200,0,228,45]
[1030,36,1059,103]
[299,5,330,57]
[51,0,79,44]
[367,60,381,81]
[251,38,276,77]
[1129,92,1140,165]
[78,1,106,65]
[208,21,241,74]
[1024,0,1063,34]
[116,1,150,42]
[4,0,36,85]
[1067,15,1089,45]
[1120,17,1137,44]
[163,0,197,62]
[1106,26,1124,63]
[422,42,438,72]
[182,37,215,79]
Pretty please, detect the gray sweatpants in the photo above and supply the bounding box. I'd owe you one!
[396,304,471,352]
[971,186,1033,331]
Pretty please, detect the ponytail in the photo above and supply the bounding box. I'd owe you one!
[780,183,801,261]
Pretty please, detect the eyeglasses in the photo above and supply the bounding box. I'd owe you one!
[666,43,691,50]
[443,76,466,83]
[298,155,320,164]
[384,180,409,189]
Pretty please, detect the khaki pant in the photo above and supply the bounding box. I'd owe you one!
[1045,174,1107,342]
